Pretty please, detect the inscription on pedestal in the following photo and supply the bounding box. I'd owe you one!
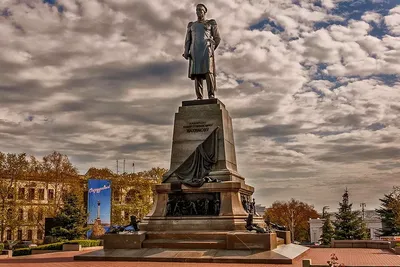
[183,121,214,133]
[166,193,220,216]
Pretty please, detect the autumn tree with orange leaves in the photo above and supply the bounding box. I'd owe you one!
[264,198,319,242]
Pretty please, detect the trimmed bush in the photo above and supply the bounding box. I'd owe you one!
[31,242,64,251]
[0,243,4,252]
[65,240,101,247]
[13,248,32,256]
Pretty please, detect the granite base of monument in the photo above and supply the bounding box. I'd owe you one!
[74,244,309,264]
[74,99,309,264]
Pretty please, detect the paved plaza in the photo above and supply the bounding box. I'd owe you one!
[1,248,400,267]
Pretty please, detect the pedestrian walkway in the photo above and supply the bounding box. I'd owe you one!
[0,248,399,267]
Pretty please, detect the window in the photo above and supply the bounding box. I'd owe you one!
[124,210,129,220]
[28,209,34,221]
[27,230,33,240]
[38,209,43,221]
[18,209,23,221]
[7,192,13,200]
[113,190,120,202]
[48,189,54,201]
[38,189,45,200]
[17,229,22,240]
[6,229,12,240]
[37,229,43,240]
[6,208,12,219]
[28,188,35,200]
[18,188,25,199]
[125,189,139,204]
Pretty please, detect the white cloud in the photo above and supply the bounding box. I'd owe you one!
[362,11,382,24]
[385,5,400,35]
[0,0,399,211]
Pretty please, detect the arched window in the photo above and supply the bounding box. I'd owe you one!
[18,209,23,221]
[37,229,43,240]
[6,229,12,240]
[27,230,33,240]
[125,189,140,203]
[6,208,12,219]
[38,208,43,221]
[28,209,34,221]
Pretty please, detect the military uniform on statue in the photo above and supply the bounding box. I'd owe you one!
[183,4,220,100]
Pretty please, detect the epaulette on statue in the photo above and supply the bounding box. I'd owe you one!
[207,19,217,25]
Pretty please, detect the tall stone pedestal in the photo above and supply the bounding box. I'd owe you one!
[164,99,244,183]
[75,99,307,264]
[141,99,264,232]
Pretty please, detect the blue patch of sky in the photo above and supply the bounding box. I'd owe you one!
[368,24,388,38]
[43,0,64,13]
[25,115,34,122]
[311,129,353,136]
[249,18,285,34]
[312,63,337,83]
[314,0,397,37]
[1,8,12,17]
[370,74,399,86]
[236,79,244,84]
[366,122,386,131]
[273,136,296,143]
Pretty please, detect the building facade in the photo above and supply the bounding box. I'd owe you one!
[1,174,156,244]
[0,177,78,244]
[309,210,382,243]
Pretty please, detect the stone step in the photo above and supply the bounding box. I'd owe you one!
[146,231,228,241]
[142,239,227,249]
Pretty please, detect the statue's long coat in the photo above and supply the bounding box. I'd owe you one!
[184,19,221,80]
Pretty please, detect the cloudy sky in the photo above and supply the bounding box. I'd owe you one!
[1,0,399,212]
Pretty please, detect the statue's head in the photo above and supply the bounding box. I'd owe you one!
[196,3,207,19]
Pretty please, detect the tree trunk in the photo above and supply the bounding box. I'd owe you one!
[1,199,5,242]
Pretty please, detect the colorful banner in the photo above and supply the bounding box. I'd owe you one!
[87,179,111,225]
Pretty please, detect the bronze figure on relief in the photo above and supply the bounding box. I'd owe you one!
[183,3,221,100]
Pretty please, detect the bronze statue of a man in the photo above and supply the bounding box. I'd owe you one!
[183,3,221,100]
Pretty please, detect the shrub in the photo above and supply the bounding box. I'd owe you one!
[65,240,101,247]
[13,248,32,256]
[0,243,4,252]
[396,242,400,247]
[31,242,64,251]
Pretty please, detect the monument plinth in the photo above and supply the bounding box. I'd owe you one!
[74,3,309,263]
[140,99,264,232]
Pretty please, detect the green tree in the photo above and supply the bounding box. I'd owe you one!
[320,214,335,245]
[375,186,400,236]
[333,189,368,240]
[50,193,88,241]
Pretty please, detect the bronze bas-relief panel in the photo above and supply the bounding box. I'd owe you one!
[166,192,220,216]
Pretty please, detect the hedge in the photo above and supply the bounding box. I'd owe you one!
[13,248,32,257]
[396,242,400,247]
[12,240,101,256]
[65,240,101,247]
[32,242,64,251]
[0,243,4,252]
